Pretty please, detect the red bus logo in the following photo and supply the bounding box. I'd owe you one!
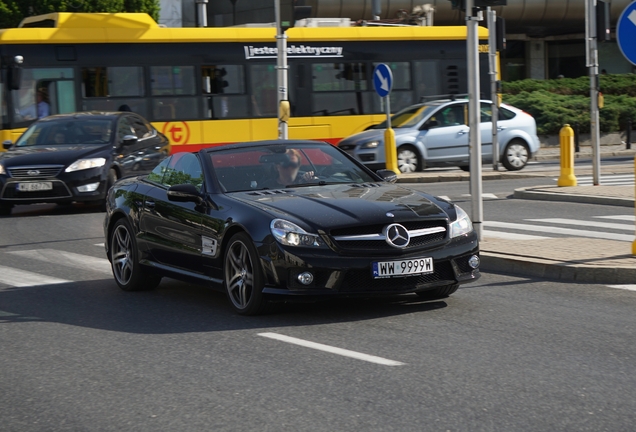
[162,122,190,145]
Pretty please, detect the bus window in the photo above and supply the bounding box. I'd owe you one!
[81,66,146,115]
[12,68,74,125]
[202,65,248,119]
[413,60,441,101]
[151,66,195,96]
[311,63,372,116]
[371,62,413,113]
[249,64,277,118]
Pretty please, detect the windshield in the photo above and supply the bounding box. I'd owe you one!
[371,105,438,129]
[14,118,114,147]
[210,142,378,192]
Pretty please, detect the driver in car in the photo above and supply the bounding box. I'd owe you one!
[261,148,315,189]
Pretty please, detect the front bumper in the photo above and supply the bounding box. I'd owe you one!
[259,233,480,297]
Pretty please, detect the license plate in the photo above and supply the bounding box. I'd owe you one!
[17,182,53,192]
[372,257,433,279]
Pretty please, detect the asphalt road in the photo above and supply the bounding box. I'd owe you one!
[1,161,636,431]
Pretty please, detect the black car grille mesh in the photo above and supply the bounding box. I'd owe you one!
[330,220,447,252]
[340,261,455,293]
[8,166,64,178]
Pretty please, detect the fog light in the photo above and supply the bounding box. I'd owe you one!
[297,272,314,285]
[468,255,480,269]
[77,182,100,192]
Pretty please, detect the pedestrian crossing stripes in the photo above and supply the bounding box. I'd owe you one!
[0,265,70,287]
[559,174,635,186]
[484,216,635,242]
[8,249,112,274]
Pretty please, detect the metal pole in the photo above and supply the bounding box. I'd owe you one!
[587,0,601,185]
[627,119,632,150]
[467,0,483,241]
[275,0,289,139]
[196,0,208,27]
[488,7,499,171]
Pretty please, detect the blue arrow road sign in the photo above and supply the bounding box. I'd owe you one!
[617,0,636,66]
[373,64,393,98]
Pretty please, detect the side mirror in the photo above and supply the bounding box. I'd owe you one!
[376,169,398,183]
[122,134,138,146]
[8,56,23,91]
[3,140,13,150]
[167,184,204,204]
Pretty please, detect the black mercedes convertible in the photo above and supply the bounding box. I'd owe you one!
[103,140,480,315]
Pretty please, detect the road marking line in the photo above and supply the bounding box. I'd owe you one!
[595,215,636,222]
[483,221,634,242]
[258,332,406,366]
[8,249,112,274]
[526,218,634,231]
[460,193,499,199]
[483,230,551,240]
[607,285,636,292]
[0,265,69,287]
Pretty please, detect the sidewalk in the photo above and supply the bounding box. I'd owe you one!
[397,143,636,284]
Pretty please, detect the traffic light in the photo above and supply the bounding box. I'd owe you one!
[596,0,610,42]
[280,0,312,31]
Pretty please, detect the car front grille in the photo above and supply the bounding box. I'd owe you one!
[330,220,447,252]
[8,166,64,178]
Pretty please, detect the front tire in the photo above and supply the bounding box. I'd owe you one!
[110,218,161,291]
[397,145,422,173]
[502,140,530,171]
[224,232,268,315]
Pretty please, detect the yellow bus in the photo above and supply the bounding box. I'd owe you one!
[0,12,490,152]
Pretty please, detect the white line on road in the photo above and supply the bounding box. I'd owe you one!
[258,332,406,366]
[526,218,634,231]
[483,230,551,240]
[0,265,69,287]
[8,249,112,274]
[483,221,634,242]
[596,215,636,222]
[607,285,636,292]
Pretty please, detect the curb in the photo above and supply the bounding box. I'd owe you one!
[480,252,636,284]
[513,187,634,207]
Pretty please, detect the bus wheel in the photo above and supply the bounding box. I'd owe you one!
[397,145,422,173]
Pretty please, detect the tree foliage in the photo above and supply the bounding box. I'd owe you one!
[502,75,636,135]
[0,0,160,29]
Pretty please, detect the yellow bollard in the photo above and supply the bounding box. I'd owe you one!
[384,127,399,175]
[557,124,577,187]
[632,156,636,255]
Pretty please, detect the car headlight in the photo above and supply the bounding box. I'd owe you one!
[270,218,324,247]
[449,205,473,238]
[361,140,380,149]
[65,158,107,173]
[0,163,5,175]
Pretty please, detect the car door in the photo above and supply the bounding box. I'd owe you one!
[138,153,205,274]
[419,103,470,163]
[114,116,138,178]
[127,114,167,172]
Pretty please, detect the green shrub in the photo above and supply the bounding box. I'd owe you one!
[502,74,636,135]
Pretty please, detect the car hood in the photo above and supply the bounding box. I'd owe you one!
[232,183,448,228]
[339,128,418,145]
[0,144,110,167]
